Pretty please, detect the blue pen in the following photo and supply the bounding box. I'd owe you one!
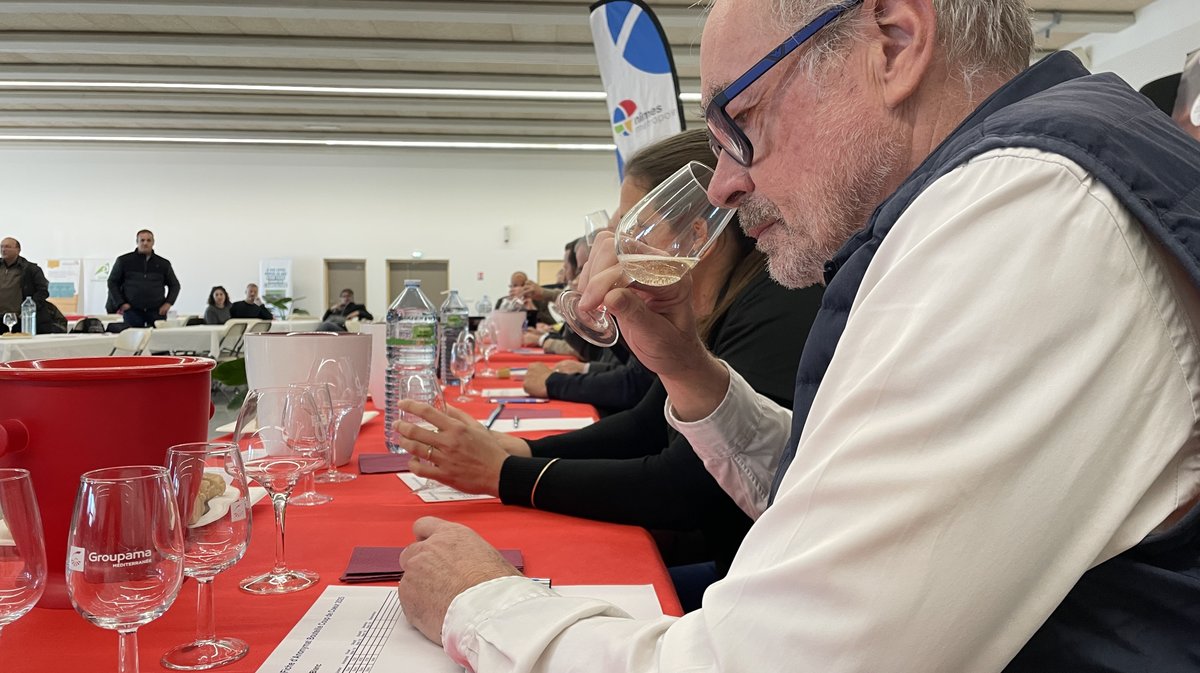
[488,397,550,404]
[484,403,506,429]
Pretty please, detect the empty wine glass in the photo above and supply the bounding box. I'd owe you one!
[309,357,365,484]
[450,341,475,402]
[558,162,735,347]
[286,383,334,507]
[474,319,500,378]
[0,468,46,642]
[236,387,323,595]
[396,366,447,492]
[162,443,251,670]
[67,465,185,673]
[1,313,16,334]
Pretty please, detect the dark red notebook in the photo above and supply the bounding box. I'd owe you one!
[357,453,412,474]
[340,546,524,583]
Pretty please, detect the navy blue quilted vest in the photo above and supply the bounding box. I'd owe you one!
[769,52,1200,670]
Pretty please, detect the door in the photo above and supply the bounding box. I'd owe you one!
[324,259,367,308]
[387,260,450,305]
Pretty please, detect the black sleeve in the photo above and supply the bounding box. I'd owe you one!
[710,277,823,407]
[24,264,50,303]
[259,304,273,320]
[356,304,374,321]
[164,260,181,305]
[500,390,731,530]
[322,308,333,321]
[527,382,669,461]
[543,358,657,411]
[107,256,127,306]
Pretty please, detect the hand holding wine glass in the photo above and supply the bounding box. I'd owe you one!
[0,468,46,642]
[67,466,185,673]
[559,162,735,347]
[162,443,252,670]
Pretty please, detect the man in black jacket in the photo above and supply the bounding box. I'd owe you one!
[230,282,274,320]
[0,237,68,334]
[107,229,180,328]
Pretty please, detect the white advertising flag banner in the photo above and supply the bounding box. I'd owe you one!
[259,258,292,318]
[590,0,684,178]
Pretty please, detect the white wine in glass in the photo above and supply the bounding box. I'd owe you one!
[559,161,735,347]
[67,465,185,673]
[0,468,47,642]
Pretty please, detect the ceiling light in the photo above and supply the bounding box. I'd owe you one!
[0,134,617,151]
[0,80,701,103]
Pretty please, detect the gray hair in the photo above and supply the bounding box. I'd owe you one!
[767,0,1033,82]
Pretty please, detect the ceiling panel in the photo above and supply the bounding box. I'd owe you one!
[0,0,1155,149]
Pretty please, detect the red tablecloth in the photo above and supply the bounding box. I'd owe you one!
[8,357,679,672]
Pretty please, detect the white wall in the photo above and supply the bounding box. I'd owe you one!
[1067,0,1200,90]
[0,144,621,319]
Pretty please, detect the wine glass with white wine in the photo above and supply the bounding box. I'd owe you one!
[558,161,735,346]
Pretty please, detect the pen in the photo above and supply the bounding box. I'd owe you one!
[484,403,506,429]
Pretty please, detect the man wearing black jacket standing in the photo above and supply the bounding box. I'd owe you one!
[107,229,180,328]
[0,237,68,334]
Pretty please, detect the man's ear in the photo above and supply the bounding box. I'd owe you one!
[864,0,936,109]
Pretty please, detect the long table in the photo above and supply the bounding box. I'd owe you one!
[8,359,680,672]
[0,333,117,362]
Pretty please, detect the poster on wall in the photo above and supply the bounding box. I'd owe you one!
[44,259,82,314]
[259,258,293,318]
[1174,48,1200,141]
[81,258,113,315]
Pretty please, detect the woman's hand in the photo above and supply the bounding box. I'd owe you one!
[392,401,516,496]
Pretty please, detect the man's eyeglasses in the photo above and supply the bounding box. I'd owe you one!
[705,0,863,167]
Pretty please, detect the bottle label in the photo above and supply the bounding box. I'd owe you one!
[445,315,467,328]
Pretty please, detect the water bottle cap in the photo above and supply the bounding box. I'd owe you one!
[404,279,420,287]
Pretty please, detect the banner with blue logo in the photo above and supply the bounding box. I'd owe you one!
[589,0,684,178]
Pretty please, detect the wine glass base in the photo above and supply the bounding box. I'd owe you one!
[559,292,618,348]
[315,470,356,483]
[290,490,333,506]
[454,395,473,402]
[239,569,319,595]
[161,637,249,670]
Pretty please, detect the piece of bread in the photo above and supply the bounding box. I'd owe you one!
[189,473,228,525]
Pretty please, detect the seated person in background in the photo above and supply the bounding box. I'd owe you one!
[203,285,232,324]
[319,288,372,330]
[394,129,824,607]
[229,282,273,320]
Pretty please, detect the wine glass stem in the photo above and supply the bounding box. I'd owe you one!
[460,380,467,398]
[270,492,290,575]
[118,628,139,673]
[195,577,217,643]
[327,440,340,477]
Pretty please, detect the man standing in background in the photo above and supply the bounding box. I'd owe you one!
[107,229,180,328]
[1,237,67,333]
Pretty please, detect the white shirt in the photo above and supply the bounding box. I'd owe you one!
[441,148,1200,672]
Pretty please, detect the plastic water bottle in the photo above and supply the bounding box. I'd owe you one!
[438,290,469,385]
[385,280,438,453]
[475,295,492,316]
[19,297,36,336]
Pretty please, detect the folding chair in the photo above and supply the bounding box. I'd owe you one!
[108,328,151,356]
[214,321,248,362]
